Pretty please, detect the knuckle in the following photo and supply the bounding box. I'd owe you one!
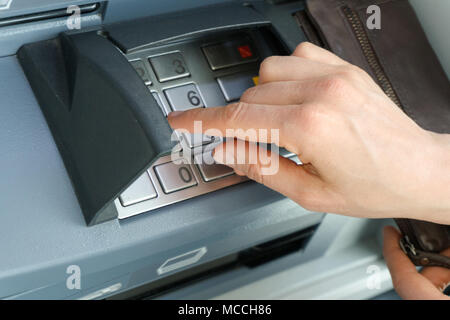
[259,56,279,80]
[338,65,362,81]
[293,42,315,58]
[224,101,247,125]
[318,75,349,94]
[240,86,258,102]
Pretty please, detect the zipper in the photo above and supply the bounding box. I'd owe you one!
[341,5,402,109]
[399,235,417,256]
[395,218,422,252]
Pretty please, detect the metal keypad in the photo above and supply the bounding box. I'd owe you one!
[202,38,258,70]
[149,52,190,82]
[182,133,214,148]
[217,71,257,102]
[119,173,157,207]
[130,60,152,85]
[164,84,205,111]
[154,161,197,194]
[117,32,265,219]
[195,153,234,182]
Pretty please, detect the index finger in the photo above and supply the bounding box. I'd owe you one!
[292,42,348,66]
[167,102,303,154]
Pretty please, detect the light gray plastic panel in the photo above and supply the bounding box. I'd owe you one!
[157,217,394,300]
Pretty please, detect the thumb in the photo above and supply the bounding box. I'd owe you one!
[383,226,449,300]
[213,139,330,212]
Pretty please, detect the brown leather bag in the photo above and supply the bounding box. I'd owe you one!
[294,0,450,268]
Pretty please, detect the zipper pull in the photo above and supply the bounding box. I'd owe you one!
[399,236,417,256]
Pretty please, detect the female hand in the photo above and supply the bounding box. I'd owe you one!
[168,42,450,224]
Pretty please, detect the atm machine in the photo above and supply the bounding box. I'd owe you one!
[1,0,429,300]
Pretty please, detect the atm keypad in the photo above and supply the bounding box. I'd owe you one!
[149,52,190,82]
[217,71,257,102]
[119,173,157,207]
[195,153,234,182]
[130,60,152,85]
[202,38,258,70]
[181,133,213,148]
[154,161,197,194]
[164,84,205,111]
[116,32,294,219]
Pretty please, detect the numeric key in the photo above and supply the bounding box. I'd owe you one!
[154,161,198,194]
[164,84,205,111]
[149,52,190,82]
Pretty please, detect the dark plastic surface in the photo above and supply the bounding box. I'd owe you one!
[105,2,271,53]
[18,31,175,226]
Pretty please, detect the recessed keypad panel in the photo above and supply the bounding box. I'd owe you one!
[115,32,296,219]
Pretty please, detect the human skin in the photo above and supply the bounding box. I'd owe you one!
[168,42,450,225]
[168,42,450,299]
[383,226,450,300]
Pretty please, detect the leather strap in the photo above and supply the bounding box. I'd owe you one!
[400,237,450,269]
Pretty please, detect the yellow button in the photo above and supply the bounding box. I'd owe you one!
[252,76,259,86]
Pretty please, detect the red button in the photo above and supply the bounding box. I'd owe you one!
[237,45,253,59]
